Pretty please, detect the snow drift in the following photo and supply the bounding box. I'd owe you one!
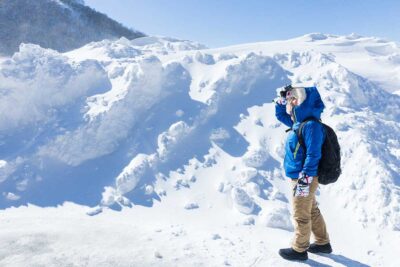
[1,34,399,235]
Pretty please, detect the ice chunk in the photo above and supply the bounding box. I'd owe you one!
[231,187,254,215]
[184,202,199,210]
[260,207,293,231]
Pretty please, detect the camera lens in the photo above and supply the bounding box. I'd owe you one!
[284,85,293,91]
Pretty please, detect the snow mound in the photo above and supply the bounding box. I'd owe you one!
[0,34,399,236]
[0,44,109,132]
[302,33,331,41]
[260,206,293,231]
[231,187,255,215]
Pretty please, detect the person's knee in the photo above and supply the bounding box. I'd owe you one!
[293,216,311,226]
[311,207,321,217]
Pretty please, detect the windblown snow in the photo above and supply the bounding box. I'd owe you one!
[0,33,399,266]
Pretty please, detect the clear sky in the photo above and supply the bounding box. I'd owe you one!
[85,0,400,48]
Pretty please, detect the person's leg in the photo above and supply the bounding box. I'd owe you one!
[291,178,319,252]
[311,189,330,245]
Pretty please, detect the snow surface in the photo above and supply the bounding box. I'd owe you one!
[0,33,399,266]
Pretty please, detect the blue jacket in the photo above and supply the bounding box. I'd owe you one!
[275,87,325,179]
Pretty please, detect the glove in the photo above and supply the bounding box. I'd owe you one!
[293,172,313,197]
[273,96,287,105]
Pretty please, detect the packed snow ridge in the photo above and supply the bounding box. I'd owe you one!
[0,33,399,235]
[0,34,400,234]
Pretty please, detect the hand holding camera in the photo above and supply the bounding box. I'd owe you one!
[273,84,294,105]
[280,84,293,98]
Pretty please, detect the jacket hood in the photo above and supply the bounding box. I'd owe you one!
[292,87,325,123]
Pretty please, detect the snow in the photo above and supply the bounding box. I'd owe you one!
[3,192,20,201]
[2,201,398,266]
[231,187,256,215]
[0,33,399,266]
[182,33,400,94]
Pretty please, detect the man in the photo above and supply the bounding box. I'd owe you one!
[275,85,332,261]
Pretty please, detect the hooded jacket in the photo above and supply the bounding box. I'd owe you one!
[275,87,325,178]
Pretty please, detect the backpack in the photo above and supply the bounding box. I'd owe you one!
[296,118,341,185]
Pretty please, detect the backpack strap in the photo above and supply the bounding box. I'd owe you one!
[296,117,321,149]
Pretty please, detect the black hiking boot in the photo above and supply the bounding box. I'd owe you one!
[279,248,308,261]
[307,243,333,254]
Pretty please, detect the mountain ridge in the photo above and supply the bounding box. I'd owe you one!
[0,0,145,56]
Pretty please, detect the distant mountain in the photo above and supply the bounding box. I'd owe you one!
[0,0,145,56]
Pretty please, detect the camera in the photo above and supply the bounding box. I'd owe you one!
[279,84,293,98]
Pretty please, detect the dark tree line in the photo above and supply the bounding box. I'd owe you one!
[0,0,145,56]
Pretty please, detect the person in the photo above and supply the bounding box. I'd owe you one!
[275,85,332,261]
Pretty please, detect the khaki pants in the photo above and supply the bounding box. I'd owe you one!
[291,177,330,252]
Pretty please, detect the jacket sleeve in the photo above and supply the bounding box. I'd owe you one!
[302,121,325,177]
[275,103,293,128]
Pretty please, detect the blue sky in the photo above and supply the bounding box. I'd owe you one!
[85,0,400,48]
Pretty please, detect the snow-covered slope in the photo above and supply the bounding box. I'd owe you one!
[0,0,145,56]
[199,33,400,94]
[0,34,399,266]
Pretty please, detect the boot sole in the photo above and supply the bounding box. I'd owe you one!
[279,251,308,261]
[308,249,332,254]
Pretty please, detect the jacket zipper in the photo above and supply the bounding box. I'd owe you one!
[293,142,300,159]
[292,106,298,123]
[292,106,300,159]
